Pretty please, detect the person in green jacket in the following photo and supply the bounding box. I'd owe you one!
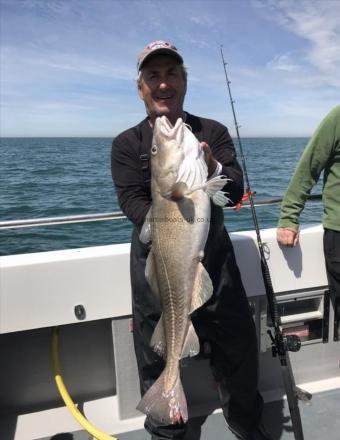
[277,105,340,320]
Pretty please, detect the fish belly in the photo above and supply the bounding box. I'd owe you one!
[152,192,210,386]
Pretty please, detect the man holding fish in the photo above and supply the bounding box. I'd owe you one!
[111,40,272,440]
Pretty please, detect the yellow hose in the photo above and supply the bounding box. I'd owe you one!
[51,326,117,440]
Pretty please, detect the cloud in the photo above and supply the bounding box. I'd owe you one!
[267,53,301,71]
[256,0,340,83]
[189,14,218,27]
[46,59,134,80]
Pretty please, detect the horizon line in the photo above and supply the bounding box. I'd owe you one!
[0,135,312,139]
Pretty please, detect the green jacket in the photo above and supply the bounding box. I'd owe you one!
[278,105,340,232]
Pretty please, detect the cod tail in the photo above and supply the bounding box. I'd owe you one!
[136,371,188,425]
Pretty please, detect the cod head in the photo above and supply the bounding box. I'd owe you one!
[151,116,185,197]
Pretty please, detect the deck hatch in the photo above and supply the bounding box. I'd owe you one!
[272,289,330,345]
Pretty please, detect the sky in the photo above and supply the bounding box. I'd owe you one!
[1,0,340,137]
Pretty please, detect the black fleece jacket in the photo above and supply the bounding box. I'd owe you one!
[111,112,244,228]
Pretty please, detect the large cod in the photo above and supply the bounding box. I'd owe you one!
[137,116,229,425]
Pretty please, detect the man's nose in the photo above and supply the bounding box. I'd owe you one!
[159,80,170,89]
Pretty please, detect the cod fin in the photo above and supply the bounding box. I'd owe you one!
[176,175,232,206]
[181,321,200,358]
[205,175,232,207]
[150,314,166,358]
[212,190,232,206]
[140,206,152,244]
[190,262,213,313]
[162,182,189,200]
[137,371,188,425]
[147,253,165,357]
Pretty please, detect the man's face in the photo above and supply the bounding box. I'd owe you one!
[138,55,187,125]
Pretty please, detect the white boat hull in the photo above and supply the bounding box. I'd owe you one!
[1,224,339,439]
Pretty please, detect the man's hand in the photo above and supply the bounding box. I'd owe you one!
[201,142,218,177]
[276,227,299,247]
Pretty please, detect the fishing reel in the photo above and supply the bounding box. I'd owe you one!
[267,329,301,357]
[283,333,301,352]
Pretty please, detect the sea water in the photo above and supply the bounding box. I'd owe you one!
[0,137,322,256]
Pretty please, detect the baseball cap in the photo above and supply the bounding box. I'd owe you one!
[137,40,184,72]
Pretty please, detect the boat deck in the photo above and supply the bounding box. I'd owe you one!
[35,388,340,440]
[117,389,340,440]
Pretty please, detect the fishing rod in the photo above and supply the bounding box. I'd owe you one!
[220,45,311,440]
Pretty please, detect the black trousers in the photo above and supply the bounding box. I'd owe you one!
[324,229,340,320]
[130,226,263,439]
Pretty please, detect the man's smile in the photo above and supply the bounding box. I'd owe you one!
[156,95,174,101]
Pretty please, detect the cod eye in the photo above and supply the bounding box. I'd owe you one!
[151,145,158,155]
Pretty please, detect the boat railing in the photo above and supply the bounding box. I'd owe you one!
[0,194,322,230]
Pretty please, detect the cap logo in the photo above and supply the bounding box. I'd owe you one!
[147,41,176,51]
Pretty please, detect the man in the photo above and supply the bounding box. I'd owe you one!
[277,105,340,330]
[111,40,272,440]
